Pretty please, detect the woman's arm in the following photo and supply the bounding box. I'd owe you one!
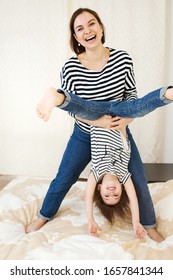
[85,172,102,236]
[124,177,147,239]
[123,54,138,101]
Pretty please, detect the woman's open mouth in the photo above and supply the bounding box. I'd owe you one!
[85,35,96,42]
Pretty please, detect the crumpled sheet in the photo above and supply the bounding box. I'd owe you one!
[0,177,173,260]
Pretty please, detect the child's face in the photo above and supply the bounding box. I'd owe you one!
[98,173,123,205]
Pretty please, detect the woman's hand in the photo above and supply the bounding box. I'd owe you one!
[110,116,134,130]
[90,115,117,129]
[76,115,134,130]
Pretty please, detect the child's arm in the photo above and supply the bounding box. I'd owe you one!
[124,177,147,239]
[85,172,102,236]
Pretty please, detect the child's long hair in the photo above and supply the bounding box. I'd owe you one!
[94,178,130,225]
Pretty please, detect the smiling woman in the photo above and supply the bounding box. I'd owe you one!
[71,9,109,71]
[73,13,103,46]
[70,8,106,54]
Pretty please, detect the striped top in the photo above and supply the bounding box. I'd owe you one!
[60,48,137,133]
[90,126,131,184]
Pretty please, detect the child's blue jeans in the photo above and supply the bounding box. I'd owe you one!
[59,87,171,120]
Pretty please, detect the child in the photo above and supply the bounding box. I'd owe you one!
[85,125,147,239]
[85,172,147,239]
[26,86,173,240]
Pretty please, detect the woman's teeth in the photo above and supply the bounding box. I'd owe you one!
[86,35,96,41]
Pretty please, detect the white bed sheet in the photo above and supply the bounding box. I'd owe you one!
[0,177,173,260]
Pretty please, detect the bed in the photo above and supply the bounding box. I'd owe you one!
[0,176,173,260]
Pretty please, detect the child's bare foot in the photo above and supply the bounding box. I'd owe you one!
[25,218,47,233]
[146,228,165,243]
[36,87,65,121]
[164,87,173,100]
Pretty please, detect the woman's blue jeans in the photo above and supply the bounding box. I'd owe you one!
[40,86,172,227]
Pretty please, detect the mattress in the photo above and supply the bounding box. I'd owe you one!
[0,177,173,260]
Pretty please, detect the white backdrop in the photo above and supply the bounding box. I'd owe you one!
[0,0,172,178]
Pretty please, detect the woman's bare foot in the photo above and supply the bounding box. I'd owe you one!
[25,218,47,233]
[36,87,65,121]
[146,228,165,243]
[164,87,173,100]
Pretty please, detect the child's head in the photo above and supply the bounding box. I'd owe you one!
[97,173,123,204]
[94,173,130,224]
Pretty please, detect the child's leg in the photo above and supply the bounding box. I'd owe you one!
[110,87,173,118]
[37,86,173,121]
[57,87,173,120]
[164,87,173,100]
[36,87,65,121]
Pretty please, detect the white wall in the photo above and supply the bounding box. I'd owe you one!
[162,0,173,162]
[0,0,74,177]
[0,0,172,178]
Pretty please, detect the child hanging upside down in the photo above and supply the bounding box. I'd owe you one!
[26,85,173,241]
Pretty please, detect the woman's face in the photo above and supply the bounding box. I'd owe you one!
[73,11,103,51]
[98,173,123,205]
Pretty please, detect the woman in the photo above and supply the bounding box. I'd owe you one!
[26,8,165,242]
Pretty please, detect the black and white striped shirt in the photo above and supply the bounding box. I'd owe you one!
[60,48,137,133]
[90,126,131,184]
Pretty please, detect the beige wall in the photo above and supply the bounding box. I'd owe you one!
[162,0,173,162]
[0,0,172,178]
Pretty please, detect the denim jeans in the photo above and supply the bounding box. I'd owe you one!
[40,124,91,221]
[40,86,172,227]
[59,87,172,120]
